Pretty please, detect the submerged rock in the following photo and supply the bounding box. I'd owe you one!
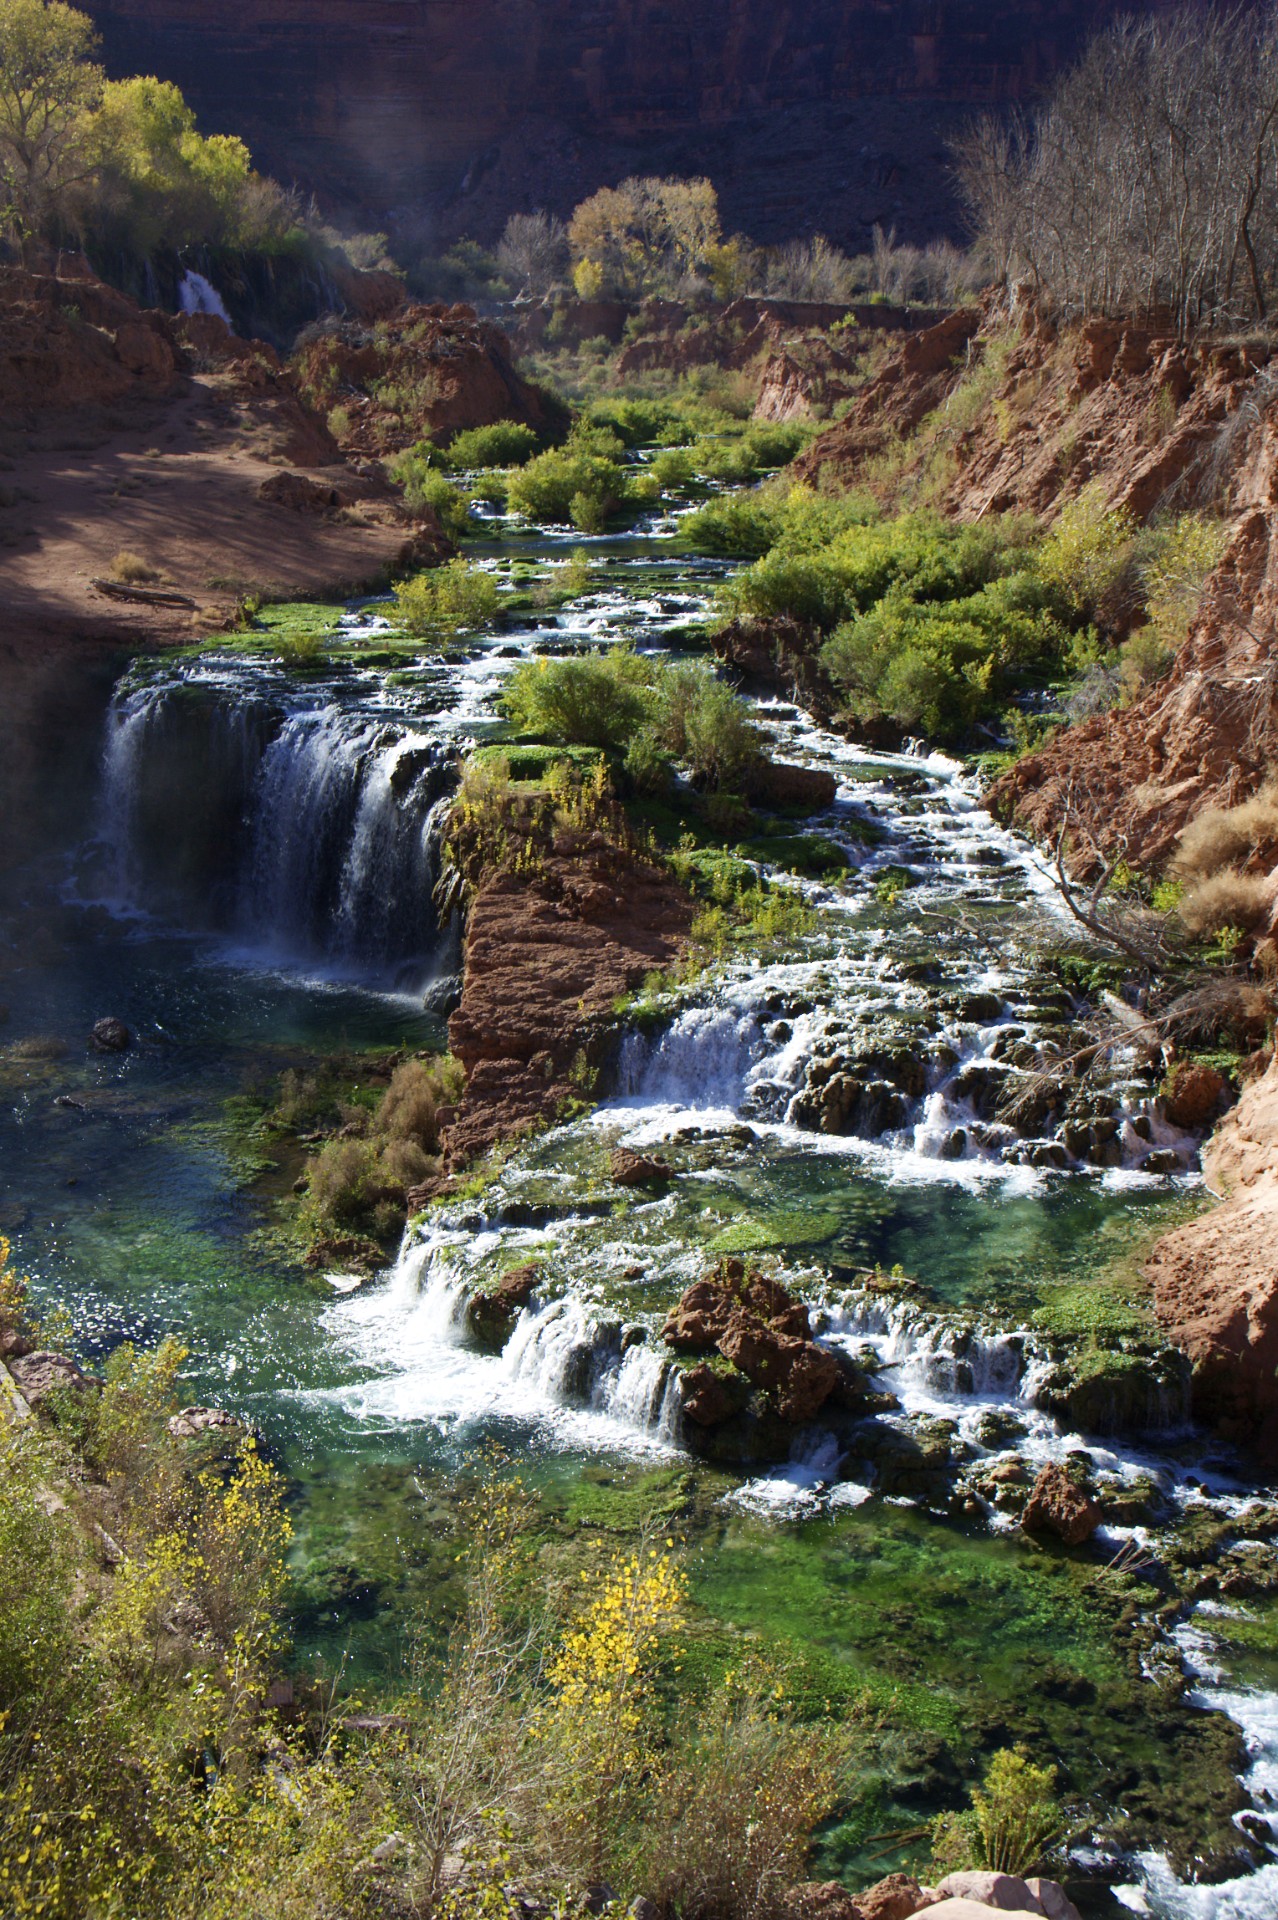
[89,1017,131,1053]
[1020,1461,1101,1546]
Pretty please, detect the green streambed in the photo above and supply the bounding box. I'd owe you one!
[0,522,1274,1908]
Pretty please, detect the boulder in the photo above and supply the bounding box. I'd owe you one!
[780,1883,863,1920]
[8,1350,99,1406]
[750,759,839,812]
[303,1234,387,1275]
[1025,1881,1083,1920]
[167,1405,246,1442]
[88,1017,131,1053]
[609,1147,673,1188]
[935,1875,1045,1915]
[679,1362,742,1428]
[1020,1461,1102,1546]
[857,1872,944,1920]
[1160,1061,1228,1130]
[719,1310,842,1421]
[466,1261,542,1347]
[922,1903,1040,1920]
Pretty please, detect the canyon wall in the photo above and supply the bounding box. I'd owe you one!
[87,0,1185,248]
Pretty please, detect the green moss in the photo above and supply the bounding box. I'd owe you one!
[710,1210,843,1255]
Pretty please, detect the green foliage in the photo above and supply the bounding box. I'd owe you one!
[444,421,540,470]
[501,650,763,791]
[0,0,102,243]
[1036,484,1137,623]
[502,651,652,751]
[931,1747,1069,1878]
[506,439,628,527]
[300,1054,465,1238]
[392,559,500,639]
[822,577,1063,742]
[389,457,478,539]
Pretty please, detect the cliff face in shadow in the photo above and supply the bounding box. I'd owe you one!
[86,0,1164,247]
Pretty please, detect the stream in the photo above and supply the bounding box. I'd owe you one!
[2,513,1276,1917]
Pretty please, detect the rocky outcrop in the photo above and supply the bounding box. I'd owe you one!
[442,838,693,1169]
[608,1148,673,1188]
[662,1261,849,1426]
[7,1351,100,1408]
[466,1262,543,1347]
[1020,1461,1101,1546]
[292,303,564,455]
[1145,1048,1278,1460]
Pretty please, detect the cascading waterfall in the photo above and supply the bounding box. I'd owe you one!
[326,1225,684,1449]
[92,667,458,987]
[613,1005,766,1114]
[178,269,233,328]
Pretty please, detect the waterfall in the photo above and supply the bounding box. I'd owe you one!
[325,1228,683,1450]
[242,712,453,980]
[612,1005,764,1114]
[93,669,457,987]
[178,270,233,328]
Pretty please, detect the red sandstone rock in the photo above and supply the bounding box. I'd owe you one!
[8,1350,99,1407]
[1160,1061,1228,1130]
[680,1363,740,1428]
[1020,1462,1101,1545]
[1146,1051,1278,1459]
[857,1875,944,1920]
[609,1148,673,1187]
[443,848,692,1167]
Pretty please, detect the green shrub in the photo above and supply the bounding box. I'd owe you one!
[588,397,683,447]
[391,460,478,539]
[507,443,628,526]
[393,559,501,639]
[681,493,789,559]
[821,581,1062,741]
[501,652,651,750]
[446,420,541,469]
[651,662,762,789]
[1036,484,1137,622]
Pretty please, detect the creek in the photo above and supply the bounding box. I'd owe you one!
[1,511,1276,1918]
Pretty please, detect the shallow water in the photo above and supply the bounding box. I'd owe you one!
[2,513,1275,1910]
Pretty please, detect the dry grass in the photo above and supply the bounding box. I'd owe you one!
[1177,869,1274,935]
[110,548,161,584]
[1172,778,1278,881]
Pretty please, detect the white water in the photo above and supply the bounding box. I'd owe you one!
[322,1225,682,1453]
[178,270,233,328]
[1115,1608,1278,1917]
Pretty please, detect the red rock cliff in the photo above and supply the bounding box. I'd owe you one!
[85,0,1178,246]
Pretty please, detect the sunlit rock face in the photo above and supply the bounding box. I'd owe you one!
[86,0,1160,245]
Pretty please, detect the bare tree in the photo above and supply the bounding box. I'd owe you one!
[496,210,569,299]
[954,4,1278,335]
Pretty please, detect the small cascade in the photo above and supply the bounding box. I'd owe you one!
[613,1005,765,1114]
[327,1226,683,1452]
[178,270,233,328]
[91,667,458,987]
[824,1293,1028,1405]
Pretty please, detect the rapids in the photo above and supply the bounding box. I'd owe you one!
[2,514,1275,1915]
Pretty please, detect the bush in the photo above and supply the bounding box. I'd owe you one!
[501,651,762,789]
[1173,779,1278,882]
[506,443,628,526]
[501,652,651,750]
[393,559,501,639]
[1036,485,1137,623]
[391,460,477,539]
[446,420,541,469]
[110,548,160,584]
[822,580,1062,741]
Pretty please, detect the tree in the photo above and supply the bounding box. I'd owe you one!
[567,174,722,298]
[88,75,257,253]
[954,4,1278,335]
[496,209,569,298]
[0,0,102,246]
